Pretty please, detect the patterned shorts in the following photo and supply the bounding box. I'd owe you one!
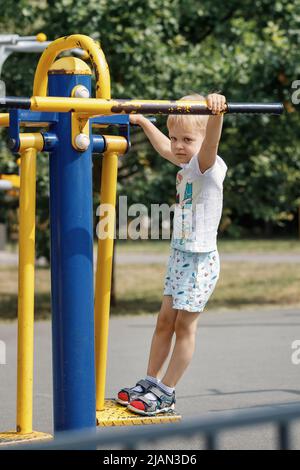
[163,248,220,313]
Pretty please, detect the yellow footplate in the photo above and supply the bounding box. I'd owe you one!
[96,400,181,426]
[0,431,52,446]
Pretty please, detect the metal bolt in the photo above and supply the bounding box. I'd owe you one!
[8,138,16,149]
[73,85,90,99]
[75,133,90,151]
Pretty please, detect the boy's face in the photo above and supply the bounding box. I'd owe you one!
[168,123,205,164]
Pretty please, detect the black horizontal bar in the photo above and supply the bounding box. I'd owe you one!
[111,100,284,115]
[226,103,284,114]
[0,97,31,109]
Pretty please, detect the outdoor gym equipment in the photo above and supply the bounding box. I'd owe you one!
[0,33,87,195]
[0,33,86,76]
[0,35,50,199]
[0,34,283,444]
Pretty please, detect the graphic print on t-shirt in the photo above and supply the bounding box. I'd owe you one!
[172,154,227,252]
[175,171,194,245]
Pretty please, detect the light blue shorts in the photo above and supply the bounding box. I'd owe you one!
[163,248,220,313]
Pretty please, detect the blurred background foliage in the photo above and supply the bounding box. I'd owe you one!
[0,0,300,259]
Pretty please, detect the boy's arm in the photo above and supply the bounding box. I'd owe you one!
[130,115,180,166]
[197,94,226,173]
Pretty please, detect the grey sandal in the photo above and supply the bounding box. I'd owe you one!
[127,384,176,416]
[116,379,154,406]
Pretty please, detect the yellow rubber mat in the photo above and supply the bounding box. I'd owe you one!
[0,431,52,446]
[97,399,181,426]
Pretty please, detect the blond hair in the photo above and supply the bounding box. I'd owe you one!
[167,94,208,132]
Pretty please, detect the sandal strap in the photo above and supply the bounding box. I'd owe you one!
[120,378,151,396]
[134,394,155,408]
[136,379,151,390]
[146,384,167,401]
[133,385,174,410]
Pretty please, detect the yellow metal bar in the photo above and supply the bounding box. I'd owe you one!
[102,135,128,154]
[0,113,9,127]
[29,96,208,116]
[33,34,110,98]
[16,147,37,433]
[0,112,113,129]
[0,174,20,188]
[13,39,62,434]
[19,133,44,152]
[94,150,119,411]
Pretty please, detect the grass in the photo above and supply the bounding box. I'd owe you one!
[6,237,300,255]
[111,261,300,315]
[115,237,300,254]
[0,266,51,320]
[1,255,299,320]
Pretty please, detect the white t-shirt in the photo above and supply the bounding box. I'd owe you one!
[171,154,227,253]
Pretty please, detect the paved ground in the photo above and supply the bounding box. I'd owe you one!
[1,306,300,449]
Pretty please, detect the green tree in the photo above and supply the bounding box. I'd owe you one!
[0,0,299,262]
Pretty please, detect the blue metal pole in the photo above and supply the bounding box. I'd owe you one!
[48,64,95,432]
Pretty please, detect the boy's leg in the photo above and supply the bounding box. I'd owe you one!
[116,296,177,406]
[146,295,178,379]
[161,309,200,388]
[127,308,200,415]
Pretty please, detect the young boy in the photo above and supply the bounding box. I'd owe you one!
[116,93,228,415]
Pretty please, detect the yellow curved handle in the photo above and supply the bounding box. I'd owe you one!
[33,34,111,99]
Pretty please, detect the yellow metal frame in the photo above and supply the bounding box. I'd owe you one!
[94,149,118,412]
[71,113,90,151]
[94,137,128,412]
[17,147,36,434]
[16,136,43,434]
[0,174,20,188]
[0,113,9,127]
[28,96,207,116]
[33,34,110,98]
[0,137,52,445]
[19,133,44,153]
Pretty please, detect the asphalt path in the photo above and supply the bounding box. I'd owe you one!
[1,306,300,449]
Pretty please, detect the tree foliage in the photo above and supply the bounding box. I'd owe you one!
[0,0,300,258]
